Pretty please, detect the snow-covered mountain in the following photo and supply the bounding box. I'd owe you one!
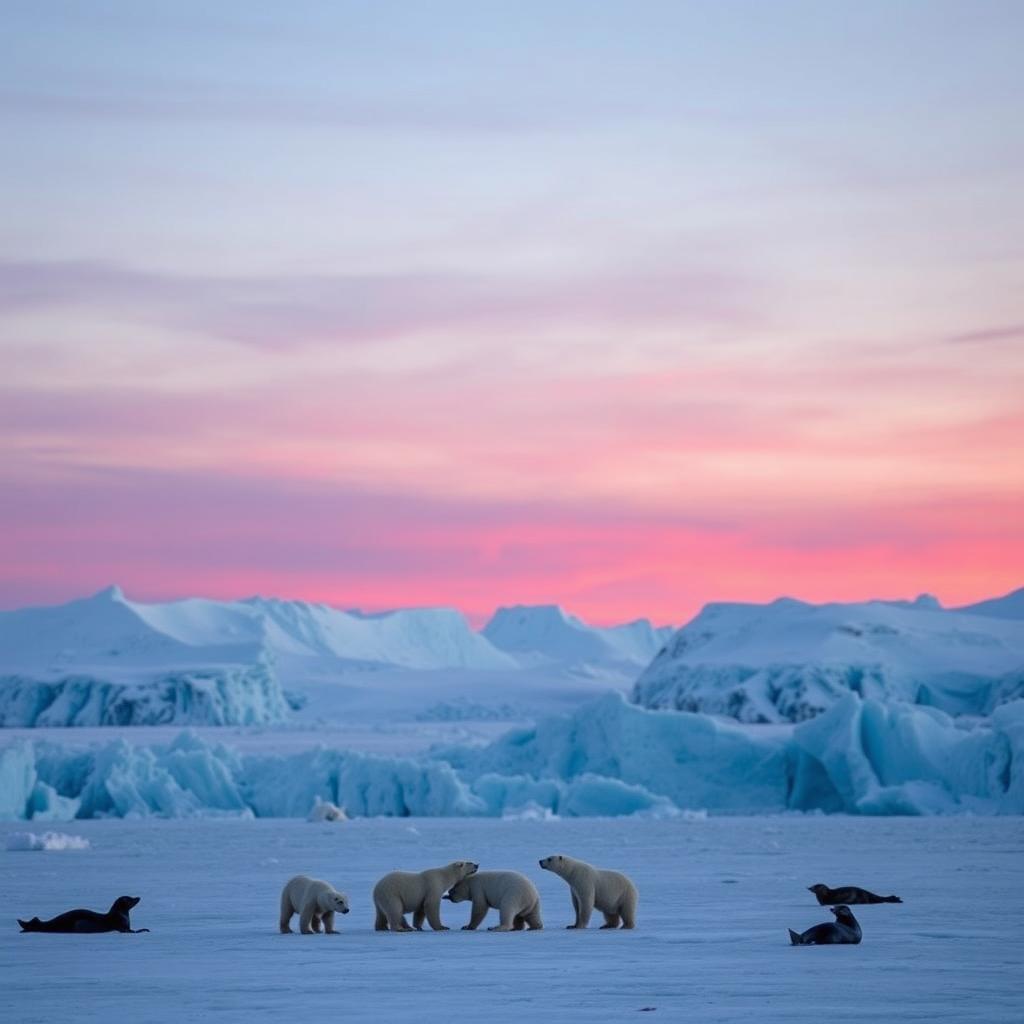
[631,595,1024,723]
[0,588,642,727]
[482,604,673,669]
[955,586,1024,620]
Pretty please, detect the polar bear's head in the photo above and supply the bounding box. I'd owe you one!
[539,854,572,876]
[442,878,473,903]
[321,890,350,915]
[449,860,478,880]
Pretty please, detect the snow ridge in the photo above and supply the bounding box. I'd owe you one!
[483,604,673,667]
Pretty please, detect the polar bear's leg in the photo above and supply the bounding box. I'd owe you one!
[600,912,620,929]
[374,907,389,931]
[524,906,543,930]
[381,896,411,931]
[423,892,449,931]
[413,906,426,930]
[311,913,323,933]
[619,890,637,930]
[322,911,336,934]
[299,902,317,934]
[568,884,594,929]
[488,898,517,931]
[463,897,489,931]
[512,914,526,931]
[279,889,295,933]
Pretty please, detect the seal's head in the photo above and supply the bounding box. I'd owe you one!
[831,905,856,925]
[112,896,141,913]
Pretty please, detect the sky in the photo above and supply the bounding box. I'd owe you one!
[1,1,1023,625]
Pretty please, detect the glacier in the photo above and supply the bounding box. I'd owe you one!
[0,588,658,727]
[632,594,1024,723]
[2,693,1022,821]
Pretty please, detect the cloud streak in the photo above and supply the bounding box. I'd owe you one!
[0,258,757,351]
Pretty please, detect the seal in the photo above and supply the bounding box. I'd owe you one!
[18,896,149,934]
[808,883,902,905]
[788,905,861,945]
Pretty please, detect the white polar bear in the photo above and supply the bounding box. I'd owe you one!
[539,854,637,929]
[443,870,543,931]
[307,797,348,822]
[373,861,478,932]
[279,874,350,934]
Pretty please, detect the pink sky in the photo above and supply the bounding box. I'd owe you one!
[2,4,1022,624]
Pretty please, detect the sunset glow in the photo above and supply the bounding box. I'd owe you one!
[2,2,1022,623]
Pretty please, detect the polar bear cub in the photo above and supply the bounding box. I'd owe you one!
[279,874,350,934]
[444,870,543,931]
[373,861,478,931]
[539,854,637,929]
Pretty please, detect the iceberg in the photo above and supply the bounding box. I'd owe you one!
[1,694,1022,822]
[790,694,1020,814]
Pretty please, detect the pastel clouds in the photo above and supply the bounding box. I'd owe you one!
[1,2,1023,621]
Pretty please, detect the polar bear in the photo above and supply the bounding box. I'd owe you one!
[279,874,350,934]
[373,861,478,931]
[539,854,637,929]
[443,870,543,931]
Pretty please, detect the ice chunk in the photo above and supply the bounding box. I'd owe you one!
[27,781,81,822]
[6,830,90,851]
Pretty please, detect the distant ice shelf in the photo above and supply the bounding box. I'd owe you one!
[633,594,1024,722]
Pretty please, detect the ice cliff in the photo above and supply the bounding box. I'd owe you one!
[632,595,1024,723]
[3,693,1022,821]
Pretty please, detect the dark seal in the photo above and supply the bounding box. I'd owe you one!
[808,883,902,905]
[18,896,150,934]
[789,905,861,945]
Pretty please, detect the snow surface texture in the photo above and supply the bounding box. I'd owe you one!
[2,816,1021,1023]
[2,694,1022,821]
[5,830,90,851]
[0,588,664,727]
[633,593,1024,723]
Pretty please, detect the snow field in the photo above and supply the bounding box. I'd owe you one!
[2,816,1023,1023]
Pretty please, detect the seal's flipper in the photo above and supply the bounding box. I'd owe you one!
[18,917,39,932]
[788,929,803,945]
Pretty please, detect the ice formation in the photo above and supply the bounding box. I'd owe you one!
[2,693,1021,821]
[5,830,90,851]
[632,596,1024,722]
